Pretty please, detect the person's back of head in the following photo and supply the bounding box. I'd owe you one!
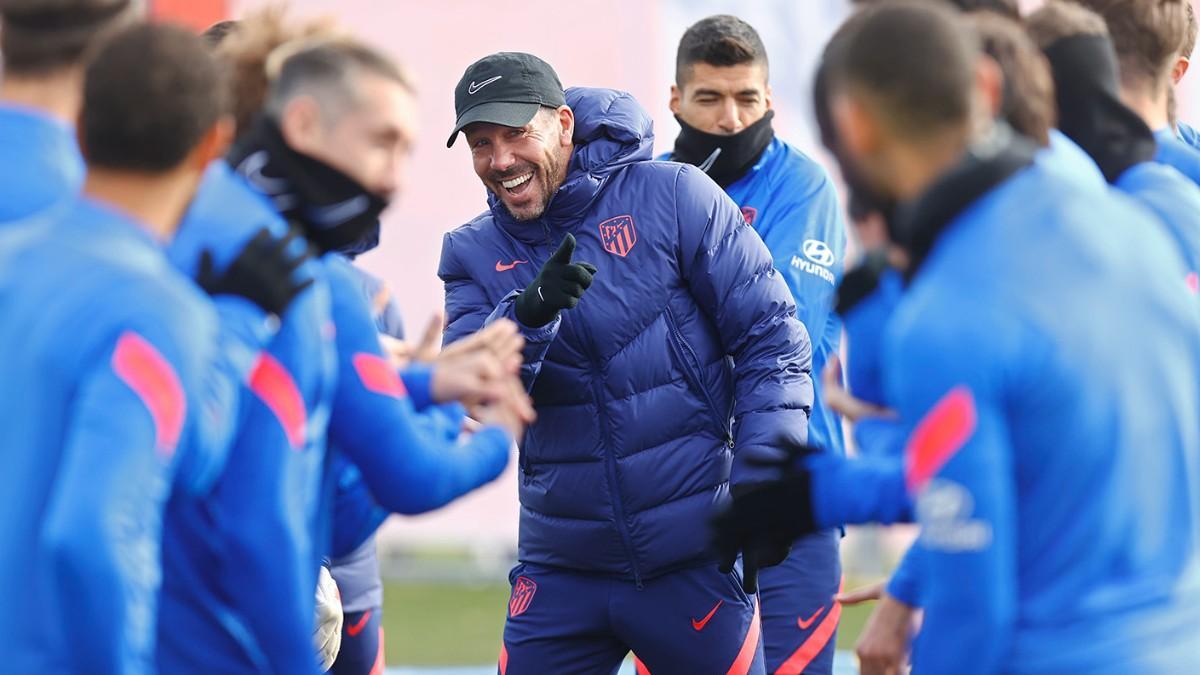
[81,22,228,173]
[852,0,1020,21]
[822,0,983,200]
[1027,1,1158,183]
[202,19,240,48]
[80,21,232,239]
[0,0,137,78]
[969,11,1055,146]
[1073,0,1188,96]
[1026,0,1110,50]
[1184,2,1197,62]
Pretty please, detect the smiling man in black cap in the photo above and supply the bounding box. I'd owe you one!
[440,52,818,674]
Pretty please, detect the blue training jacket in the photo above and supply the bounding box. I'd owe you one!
[1155,127,1200,186]
[1115,161,1200,282]
[828,147,1200,673]
[663,137,846,457]
[884,132,1200,612]
[0,199,227,675]
[1176,120,1200,151]
[439,87,814,582]
[320,252,513,534]
[0,105,83,221]
[329,267,468,614]
[158,163,338,675]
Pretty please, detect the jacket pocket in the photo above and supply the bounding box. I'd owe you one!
[664,306,733,447]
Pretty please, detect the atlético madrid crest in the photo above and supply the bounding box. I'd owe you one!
[598,215,637,257]
[509,576,538,617]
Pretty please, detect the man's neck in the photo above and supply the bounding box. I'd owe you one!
[82,168,193,242]
[888,128,972,202]
[0,69,83,125]
[1120,80,1171,132]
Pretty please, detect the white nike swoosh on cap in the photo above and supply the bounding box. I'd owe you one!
[468,75,503,95]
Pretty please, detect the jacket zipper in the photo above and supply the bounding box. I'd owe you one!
[591,371,643,588]
[664,306,734,448]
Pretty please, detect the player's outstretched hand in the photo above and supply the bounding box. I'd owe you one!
[381,311,445,369]
[473,376,535,440]
[198,226,315,317]
[821,356,897,423]
[432,319,526,406]
[855,593,918,675]
[835,581,885,605]
[514,233,597,328]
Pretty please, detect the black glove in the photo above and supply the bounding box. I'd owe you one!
[514,234,597,328]
[711,443,822,594]
[197,227,315,317]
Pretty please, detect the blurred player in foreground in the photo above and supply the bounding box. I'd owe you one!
[713,2,1200,673]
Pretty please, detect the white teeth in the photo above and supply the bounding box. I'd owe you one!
[501,173,533,189]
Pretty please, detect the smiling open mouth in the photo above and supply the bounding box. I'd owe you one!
[501,172,534,196]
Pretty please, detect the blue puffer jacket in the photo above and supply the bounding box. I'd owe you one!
[439,87,813,582]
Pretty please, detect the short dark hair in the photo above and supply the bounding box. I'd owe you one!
[675,14,768,86]
[81,23,228,171]
[0,0,135,75]
[824,0,979,139]
[202,19,240,48]
[970,11,1055,145]
[852,0,1020,20]
[951,0,1020,20]
[1074,0,1188,89]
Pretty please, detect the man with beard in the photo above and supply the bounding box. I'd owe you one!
[713,2,1200,673]
[155,22,534,674]
[441,51,815,674]
[662,15,845,675]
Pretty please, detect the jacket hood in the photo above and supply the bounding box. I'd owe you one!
[489,87,654,239]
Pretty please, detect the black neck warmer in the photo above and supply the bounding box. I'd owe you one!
[227,116,390,256]
[836,250,892,316]
[893,124,1036,278]
[671,110,776,187]
[1043,34,1156,184]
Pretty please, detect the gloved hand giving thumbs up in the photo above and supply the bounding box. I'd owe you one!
[514,233,598,328]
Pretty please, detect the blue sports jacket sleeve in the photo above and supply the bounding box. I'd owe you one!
[439,232,560,391]
[400,363,436,412]
[888,314,1017,675]
[673,164,814,483]
[328,262,513,514]
[182,298,273,491]
[887,543,923,608]
[41,328,194,674]
[854,416,909,458]
[209,352,321,675]
[805,452,912,528]
[755,175,846,373]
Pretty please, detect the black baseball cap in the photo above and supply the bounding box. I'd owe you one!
[446,52,566,148]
